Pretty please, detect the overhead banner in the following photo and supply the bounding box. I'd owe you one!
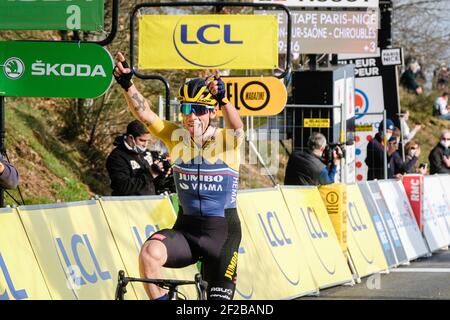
[219,76,287,116]
[377,180,429,261]
[0,0,104,31]
[138,15,278,70]
[346,184,388,278]
[18,201,132,300]
[99,196,198,300]
[258,9,378,55]
[237,189,318,299]
[254,0,379,8]
[0,41,113,98]
[281,186,353,289]
[357,182,398,268]
[0,208,51,300]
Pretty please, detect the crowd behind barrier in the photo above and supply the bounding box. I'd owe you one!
[1,175,449,300]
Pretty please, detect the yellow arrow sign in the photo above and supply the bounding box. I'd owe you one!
[218,76,287,116]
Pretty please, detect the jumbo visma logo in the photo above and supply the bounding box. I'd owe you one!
[173,19,243,68]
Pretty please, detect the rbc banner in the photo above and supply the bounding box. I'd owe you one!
[138,15,278,70]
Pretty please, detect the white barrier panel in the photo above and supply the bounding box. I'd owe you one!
[431,175,450,235]
[438,175,450,232]
[367,181,408,265]
[377,180,429,260]
[423,176,450,251]
[358,182,398,268]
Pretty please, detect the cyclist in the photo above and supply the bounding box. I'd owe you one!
[113,52,244,300]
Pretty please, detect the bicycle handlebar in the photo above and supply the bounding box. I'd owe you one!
[115,270,208,300]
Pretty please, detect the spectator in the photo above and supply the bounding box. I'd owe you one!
[433,63,450,90]
[399,109,422,143]
[400,59,423,95]
[365,119,395,180]
[106,120,164,196]
[428,129,450,174]
[404,140,427,174]
[284,132,341,186]
[434,92,450,120]
[387,136,419,179]
[0,153,19,189]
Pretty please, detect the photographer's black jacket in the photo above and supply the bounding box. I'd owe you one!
[106,135,156,196]
[284,150,336,186]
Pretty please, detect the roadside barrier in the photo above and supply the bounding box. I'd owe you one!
[1,174,449,300]
[346,184,389,278]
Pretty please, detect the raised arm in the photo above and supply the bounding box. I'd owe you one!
[206,72,243,131]
[113,52,158,126]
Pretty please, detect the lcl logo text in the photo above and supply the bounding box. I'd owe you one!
[56,234,111,286]
[258,211,292,247]
[180,24,243,45]
[0,253,28,300]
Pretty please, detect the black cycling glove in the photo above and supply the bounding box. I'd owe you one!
[208,76,230,106]
[114,60,134,91]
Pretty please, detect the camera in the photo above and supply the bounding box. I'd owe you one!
[150,151,171,172]
[324,142,347,167]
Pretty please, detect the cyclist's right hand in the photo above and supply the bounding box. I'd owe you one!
[114,52,134,91]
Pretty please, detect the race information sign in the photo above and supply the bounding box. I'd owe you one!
[0,0,104,31]
[254,0,379,8]
[264,9,379,54]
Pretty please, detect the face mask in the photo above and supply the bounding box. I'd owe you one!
[441,140,450,149]
[133,138,147,154]
[124,136,147,154]
[409,149,417,157]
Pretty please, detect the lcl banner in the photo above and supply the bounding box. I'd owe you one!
[138,15,278,70]
[0,41,113,98]
[0,0,104,31]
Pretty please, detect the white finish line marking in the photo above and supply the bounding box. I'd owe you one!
[392,268,450,273]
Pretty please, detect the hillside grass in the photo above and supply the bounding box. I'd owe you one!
[4,101,92,205]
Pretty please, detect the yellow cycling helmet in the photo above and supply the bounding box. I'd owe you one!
[177,78,217,106]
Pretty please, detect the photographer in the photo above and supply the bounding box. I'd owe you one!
[284,132,341,186]
[106,120,164,196]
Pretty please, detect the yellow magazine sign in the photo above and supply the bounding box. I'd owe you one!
[138,15,278,69]
[218,76,287,116]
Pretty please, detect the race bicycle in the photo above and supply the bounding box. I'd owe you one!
[115,270,208,300]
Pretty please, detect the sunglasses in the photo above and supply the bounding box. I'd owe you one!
[180,103,213,116]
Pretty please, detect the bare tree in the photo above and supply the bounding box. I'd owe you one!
[392,0,450,72]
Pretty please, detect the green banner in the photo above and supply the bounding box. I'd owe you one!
[0,0,104,31]
[0,41,113,98]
